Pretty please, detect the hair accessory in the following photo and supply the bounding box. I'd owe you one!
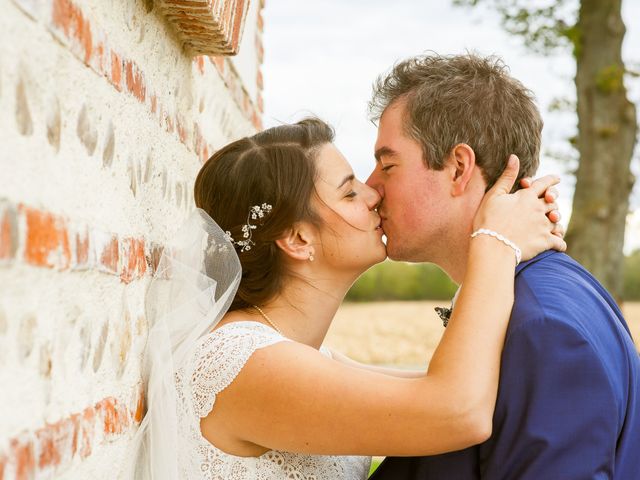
[471,228,522,265]
[224,203,273,252]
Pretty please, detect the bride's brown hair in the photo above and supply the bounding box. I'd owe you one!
[194,118,334,311]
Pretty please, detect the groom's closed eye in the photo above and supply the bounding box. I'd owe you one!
[374,146,397,163]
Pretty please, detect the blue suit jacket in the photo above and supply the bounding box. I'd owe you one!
[371,252,640,479]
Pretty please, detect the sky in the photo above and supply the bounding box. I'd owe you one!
[261,0,640,253]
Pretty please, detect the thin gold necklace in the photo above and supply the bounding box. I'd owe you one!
[252,305,284,336]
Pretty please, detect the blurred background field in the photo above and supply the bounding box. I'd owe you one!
[326,252,640,367]
[326,300,640,367]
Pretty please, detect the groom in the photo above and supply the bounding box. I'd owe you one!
[366,54,640,479]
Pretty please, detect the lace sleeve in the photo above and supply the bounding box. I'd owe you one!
[188,321,291,418]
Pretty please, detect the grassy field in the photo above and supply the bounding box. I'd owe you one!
[325,301,640,367]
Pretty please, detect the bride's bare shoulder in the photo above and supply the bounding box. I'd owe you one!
[212,310,262,332]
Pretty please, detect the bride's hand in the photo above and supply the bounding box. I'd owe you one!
[473,155,567,262]
[519,176,564,238]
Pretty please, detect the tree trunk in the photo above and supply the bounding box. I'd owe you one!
[565,0,637,302]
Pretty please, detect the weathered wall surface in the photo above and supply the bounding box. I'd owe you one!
[0,0,264,478]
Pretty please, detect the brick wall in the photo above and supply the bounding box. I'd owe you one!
[0,0,264,478]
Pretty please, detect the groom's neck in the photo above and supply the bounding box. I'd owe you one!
[439,255,467,286]
[434,232,472,286]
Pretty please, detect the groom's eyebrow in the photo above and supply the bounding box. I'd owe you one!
[374,146,395,163]
[338,174,355,188]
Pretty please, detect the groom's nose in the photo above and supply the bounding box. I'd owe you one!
[365,168,384,198]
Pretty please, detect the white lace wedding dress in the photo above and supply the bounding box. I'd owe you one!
[174,321,372,480]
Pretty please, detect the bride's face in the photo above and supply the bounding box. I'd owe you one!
[312,143,387,273]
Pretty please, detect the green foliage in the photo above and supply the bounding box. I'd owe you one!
[346,260,458,302]
[452,0,577,55]
[624,250,640,301]
[563,23,582,59]
[346,252,640,302]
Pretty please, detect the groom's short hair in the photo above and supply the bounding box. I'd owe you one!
[369,53,543,189]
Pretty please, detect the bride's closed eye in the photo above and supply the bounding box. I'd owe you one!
[345,191,358,198]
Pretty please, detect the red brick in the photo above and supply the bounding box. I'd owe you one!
[134,392,145,423]
[229,1,247,51]
[47,0,261,161]
[194,55,205,74]
[256,70,263,90]
[161,0,249,55]
[0,206,17,260]
[120,238,147,284]
[35,423,62,469]
[69,414,80,458]
[257,92,264,114]
[124,60,146,102]
[252,111,261,131]
[111,51,123,91]
[11,438,35,480]
[79,408,95,458]
[52,0,93,65]
[99,236,119,274]
[176,117,188,143]
[0,392,146,478]
[75,228,90,267]
[97,398,129,436]
[211,56,225,74]
[22,206,71,269]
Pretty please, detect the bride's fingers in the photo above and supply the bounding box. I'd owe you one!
[552,222,565,238]
[520,177,532,189]
[520,176,560,203]
[526,175,561,198]
[544,187,558,203]
[544,201,559,214]
[548,232,568,252]
[548,210,561,223]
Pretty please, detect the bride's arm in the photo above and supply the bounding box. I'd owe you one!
[202,159,566,457]
[326,348,425,378]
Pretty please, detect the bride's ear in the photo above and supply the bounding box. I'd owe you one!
[275,222,316,261]
[449,143,478,196]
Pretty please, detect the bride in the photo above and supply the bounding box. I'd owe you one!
[129,117,565,479]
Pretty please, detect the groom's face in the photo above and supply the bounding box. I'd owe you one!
[366,101,454,263]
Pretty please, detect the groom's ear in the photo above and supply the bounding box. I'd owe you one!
[448,143,477,197]
[275,222,316,262]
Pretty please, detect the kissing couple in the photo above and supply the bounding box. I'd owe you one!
[125,53,640,480]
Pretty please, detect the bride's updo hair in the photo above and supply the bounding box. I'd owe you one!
[194,118,335,311]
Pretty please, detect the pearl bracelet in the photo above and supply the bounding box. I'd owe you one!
[471,228,522,266]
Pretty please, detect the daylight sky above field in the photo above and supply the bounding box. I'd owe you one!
[261,0,640,253]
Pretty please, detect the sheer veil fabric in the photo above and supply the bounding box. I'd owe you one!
[121,208,241,479]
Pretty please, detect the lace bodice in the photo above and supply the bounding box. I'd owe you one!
[174,321,372,480]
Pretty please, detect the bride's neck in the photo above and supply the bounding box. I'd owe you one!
[261,272,355,349]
